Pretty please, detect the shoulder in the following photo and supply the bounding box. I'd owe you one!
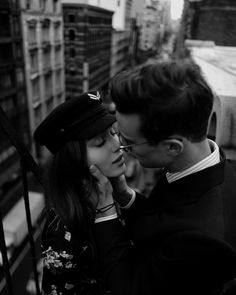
[41,209,78,252]
[161,231,236,260]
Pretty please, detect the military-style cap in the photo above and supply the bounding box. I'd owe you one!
[33,91,116,154]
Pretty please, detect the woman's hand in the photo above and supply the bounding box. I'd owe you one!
[89,165,116,217]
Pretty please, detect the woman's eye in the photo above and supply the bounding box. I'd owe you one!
[93,136,106,147]
[92,127,118,147]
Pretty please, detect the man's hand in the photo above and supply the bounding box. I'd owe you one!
[89,165,116,217]
[109,175,134,208]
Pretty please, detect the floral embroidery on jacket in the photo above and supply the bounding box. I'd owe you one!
[42,284,63,295]
[41,210,109,294]
[42,246,76,272]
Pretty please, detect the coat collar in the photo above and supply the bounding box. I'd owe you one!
[151,148,226,210]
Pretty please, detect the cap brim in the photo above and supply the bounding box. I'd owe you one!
[76,113,116,140]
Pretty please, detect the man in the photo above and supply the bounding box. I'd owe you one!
[91,59,236,295]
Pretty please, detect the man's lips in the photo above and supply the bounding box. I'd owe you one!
[112,154,124,164]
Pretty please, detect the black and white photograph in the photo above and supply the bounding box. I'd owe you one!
[0,0,236,294]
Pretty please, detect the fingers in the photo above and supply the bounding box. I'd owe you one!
[109,174,126,186]
[89,165,113,192]
[89,165,107,185]
[109,174,128,194]
[89,165,113,209]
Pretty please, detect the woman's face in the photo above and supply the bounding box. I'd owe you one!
[86,124,126,177]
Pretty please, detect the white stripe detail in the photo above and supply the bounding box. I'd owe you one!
[95,213,118,223]
[166,140,220,183]
[88,91,100,100]
[119,189,136,209]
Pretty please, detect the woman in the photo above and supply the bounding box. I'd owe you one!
[33,91,126,295]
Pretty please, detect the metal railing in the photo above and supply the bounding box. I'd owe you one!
[0,105,46,295]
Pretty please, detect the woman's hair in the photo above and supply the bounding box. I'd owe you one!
[45,140,98,233]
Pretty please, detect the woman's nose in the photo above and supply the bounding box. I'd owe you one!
[111,134,121,152]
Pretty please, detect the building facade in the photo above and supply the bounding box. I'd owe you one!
[140,3,158,51]
[87,0,132,30]
[63,2,113,100]
[64,0,134,80]
[108,0,133,78]
[20,0,65,159]
[110,29,130,77]
[181,0,236,47]
[0,0,30,187]
[140,0,171,52]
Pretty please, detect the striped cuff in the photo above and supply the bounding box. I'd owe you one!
[119,189,136,209]
[95,213,118,223]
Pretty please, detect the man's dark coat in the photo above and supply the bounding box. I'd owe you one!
[94,151,236,295]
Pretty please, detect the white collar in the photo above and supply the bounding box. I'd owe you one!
[166,140,220,183]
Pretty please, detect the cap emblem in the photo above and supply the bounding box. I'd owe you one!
[88,91,100,101]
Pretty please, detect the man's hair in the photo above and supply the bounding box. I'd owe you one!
[110,59,214,143]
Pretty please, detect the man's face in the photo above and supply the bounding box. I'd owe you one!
[116,111,170,168]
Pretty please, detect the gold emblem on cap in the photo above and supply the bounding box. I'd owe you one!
[88,91,100,101]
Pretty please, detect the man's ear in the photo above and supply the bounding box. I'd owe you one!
[162,138,184,156]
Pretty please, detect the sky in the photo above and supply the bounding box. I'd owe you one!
[170,0,184,20]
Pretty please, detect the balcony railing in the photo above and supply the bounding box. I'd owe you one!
[0,105,46,295]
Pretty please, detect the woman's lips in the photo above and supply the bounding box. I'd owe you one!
[112,154,124,164]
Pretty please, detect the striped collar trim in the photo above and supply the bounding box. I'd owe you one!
[166,140,220,183]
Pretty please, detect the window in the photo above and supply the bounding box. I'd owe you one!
[12,17,20,36]
[12,0,18,9]
[16,68,24,85]
[69,29,75,41]
[55,46,61,65]
[28,22,37,44]
[69,69,76,76]
[53,0,58,13]
[54,21,61,41]
[15,43,22,59]
[0,96,15,113]
[42,27,50,43]
[17,92,26,106]
[56,70,61,91]
[69,14,75,23]
[70,48,76,58]
[43,48,51,69]
[44,73,52,98]
[30,50,38,73]
[57,94,63,105]
[0,44,12,63]
[39,0,45,10]
[26,0,31,9]
[0,13,10,37]
[46,97,54,114]
[34,105,42,127]
[41,0,47,11]
[42,19,50,43]
[31,77,40,102]
[0,72,13,90]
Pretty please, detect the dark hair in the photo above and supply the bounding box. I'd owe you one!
[110,59,214,143]
[45,140,98,233]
